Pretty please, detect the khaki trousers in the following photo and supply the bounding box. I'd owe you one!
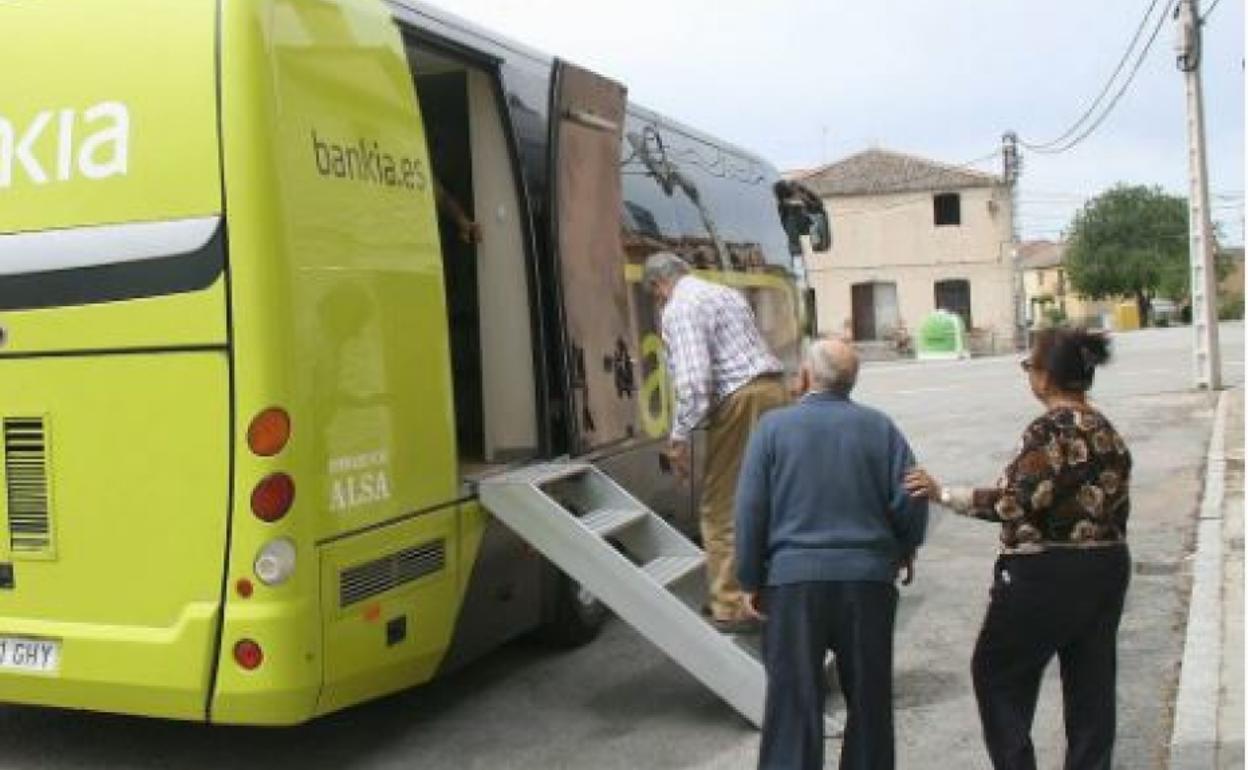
[700,375,789,620]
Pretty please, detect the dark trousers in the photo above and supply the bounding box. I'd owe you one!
[759,581,898,770]
[972,547,1130,770]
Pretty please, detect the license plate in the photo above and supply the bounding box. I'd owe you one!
[0,637,60,674]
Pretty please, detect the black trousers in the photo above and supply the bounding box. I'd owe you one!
[972,546,1130,770]
[759,581,897,770]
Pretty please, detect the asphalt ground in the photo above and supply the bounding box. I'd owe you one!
[0,323,1241,769]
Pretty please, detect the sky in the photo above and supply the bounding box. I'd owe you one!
[436,0,1245,246]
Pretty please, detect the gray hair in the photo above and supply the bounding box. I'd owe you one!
[807,337,859,395]
[642,251,691,286]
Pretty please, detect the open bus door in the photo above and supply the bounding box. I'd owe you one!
[548,61,638,455]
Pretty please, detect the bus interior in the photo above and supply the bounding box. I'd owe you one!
[405,42,541,481]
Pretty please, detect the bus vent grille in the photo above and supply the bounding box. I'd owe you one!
[3,417,52,555]
[339,539,445,608]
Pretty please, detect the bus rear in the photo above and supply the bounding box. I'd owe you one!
[0,0,229,719]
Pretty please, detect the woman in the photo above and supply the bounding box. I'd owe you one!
[905,328,1131,770]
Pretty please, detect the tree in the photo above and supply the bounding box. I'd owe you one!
[1065,184,1188,325]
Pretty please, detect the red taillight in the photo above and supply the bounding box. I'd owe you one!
[251,473,295,522]
[247,408,291,457]
[233,639,263,670]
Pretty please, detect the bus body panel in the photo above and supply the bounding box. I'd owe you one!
[211,0,459,723]
[313,506,459,716]
[0,0,227,355]
[0,1,221,235]
[0,353,229,719]
[0,282,229,356]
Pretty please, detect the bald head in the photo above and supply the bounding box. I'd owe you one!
[806,337,859,395]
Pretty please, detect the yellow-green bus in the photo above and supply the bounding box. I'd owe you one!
[0,0,827,724]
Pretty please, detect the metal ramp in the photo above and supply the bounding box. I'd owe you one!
[478,461,766,727]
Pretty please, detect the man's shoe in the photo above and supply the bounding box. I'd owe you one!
[711,616,762,635]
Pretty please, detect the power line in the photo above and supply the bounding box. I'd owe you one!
[1202,0,1225,19]
[1020,0,1165,151]
[1021,0,1176,156]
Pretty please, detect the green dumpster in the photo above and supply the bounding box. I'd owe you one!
[916,310,969,360]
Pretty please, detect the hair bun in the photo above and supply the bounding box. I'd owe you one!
[1033,327,1110,393]
[1078,333,1111,368]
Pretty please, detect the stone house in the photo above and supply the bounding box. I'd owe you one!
[795,149,1018,354]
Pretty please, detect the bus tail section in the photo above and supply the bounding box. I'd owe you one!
[0,0,231,720]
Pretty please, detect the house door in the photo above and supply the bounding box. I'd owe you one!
[547,60,638,454]
[851,283,876,341]
[873,282,900,337]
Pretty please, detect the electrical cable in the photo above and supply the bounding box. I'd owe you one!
[1025,0,1176,155]
[1202,0,1224,20]
[1020,0,1166,151]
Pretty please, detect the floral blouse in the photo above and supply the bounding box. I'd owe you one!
[949,406,1132,554]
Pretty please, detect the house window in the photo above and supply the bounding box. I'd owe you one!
[933,192,961,226]
[1037,270,1045,287]
[934,279,972,330]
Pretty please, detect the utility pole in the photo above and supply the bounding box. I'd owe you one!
[1176,0,1222,389]
[1002,131,1024,349]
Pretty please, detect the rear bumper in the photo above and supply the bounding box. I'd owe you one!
[208,596,321,726]
[0,602,218,721]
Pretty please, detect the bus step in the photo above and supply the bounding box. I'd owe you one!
[579,507,649,538]
[479,461,766,728]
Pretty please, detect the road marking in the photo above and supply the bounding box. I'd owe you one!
[864,357,1008,375]
[882,385,962,396]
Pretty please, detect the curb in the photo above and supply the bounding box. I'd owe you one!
[1168,389,1230,769]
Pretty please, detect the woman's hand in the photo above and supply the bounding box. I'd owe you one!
[743,592,767,621]
[896,555,915,586]
[904,467,942,500]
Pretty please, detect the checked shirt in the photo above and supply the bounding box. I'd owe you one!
[661,275,783,442]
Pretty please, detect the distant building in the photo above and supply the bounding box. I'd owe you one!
[1218,246,1244,306]
[1019,240,1117,328]
[795,148,1017,355]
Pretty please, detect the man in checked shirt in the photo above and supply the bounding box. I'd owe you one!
[643,251,789,633]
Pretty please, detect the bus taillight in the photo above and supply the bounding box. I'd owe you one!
[233,640,264,670]
[254,538,297,585]
[251,473,294,522]
[247,407,291,456]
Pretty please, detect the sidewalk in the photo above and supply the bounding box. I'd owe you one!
[1170,387,1244,769]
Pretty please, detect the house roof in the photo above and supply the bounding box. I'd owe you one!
[792,148,1003,197]
[1018,240,1065,270]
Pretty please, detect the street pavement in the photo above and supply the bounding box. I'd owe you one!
[1218,391,1244,770]
[0,323,1241,769]
[1169,384,1243,769]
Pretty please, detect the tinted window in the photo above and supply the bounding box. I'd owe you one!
[619,115,792,273]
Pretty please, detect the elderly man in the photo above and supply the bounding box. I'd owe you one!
[735,337,928,770]
[643,251,788,632]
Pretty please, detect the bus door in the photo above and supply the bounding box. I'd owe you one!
[548,61,638,455]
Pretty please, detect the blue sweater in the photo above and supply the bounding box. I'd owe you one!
[734,391,928,590]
